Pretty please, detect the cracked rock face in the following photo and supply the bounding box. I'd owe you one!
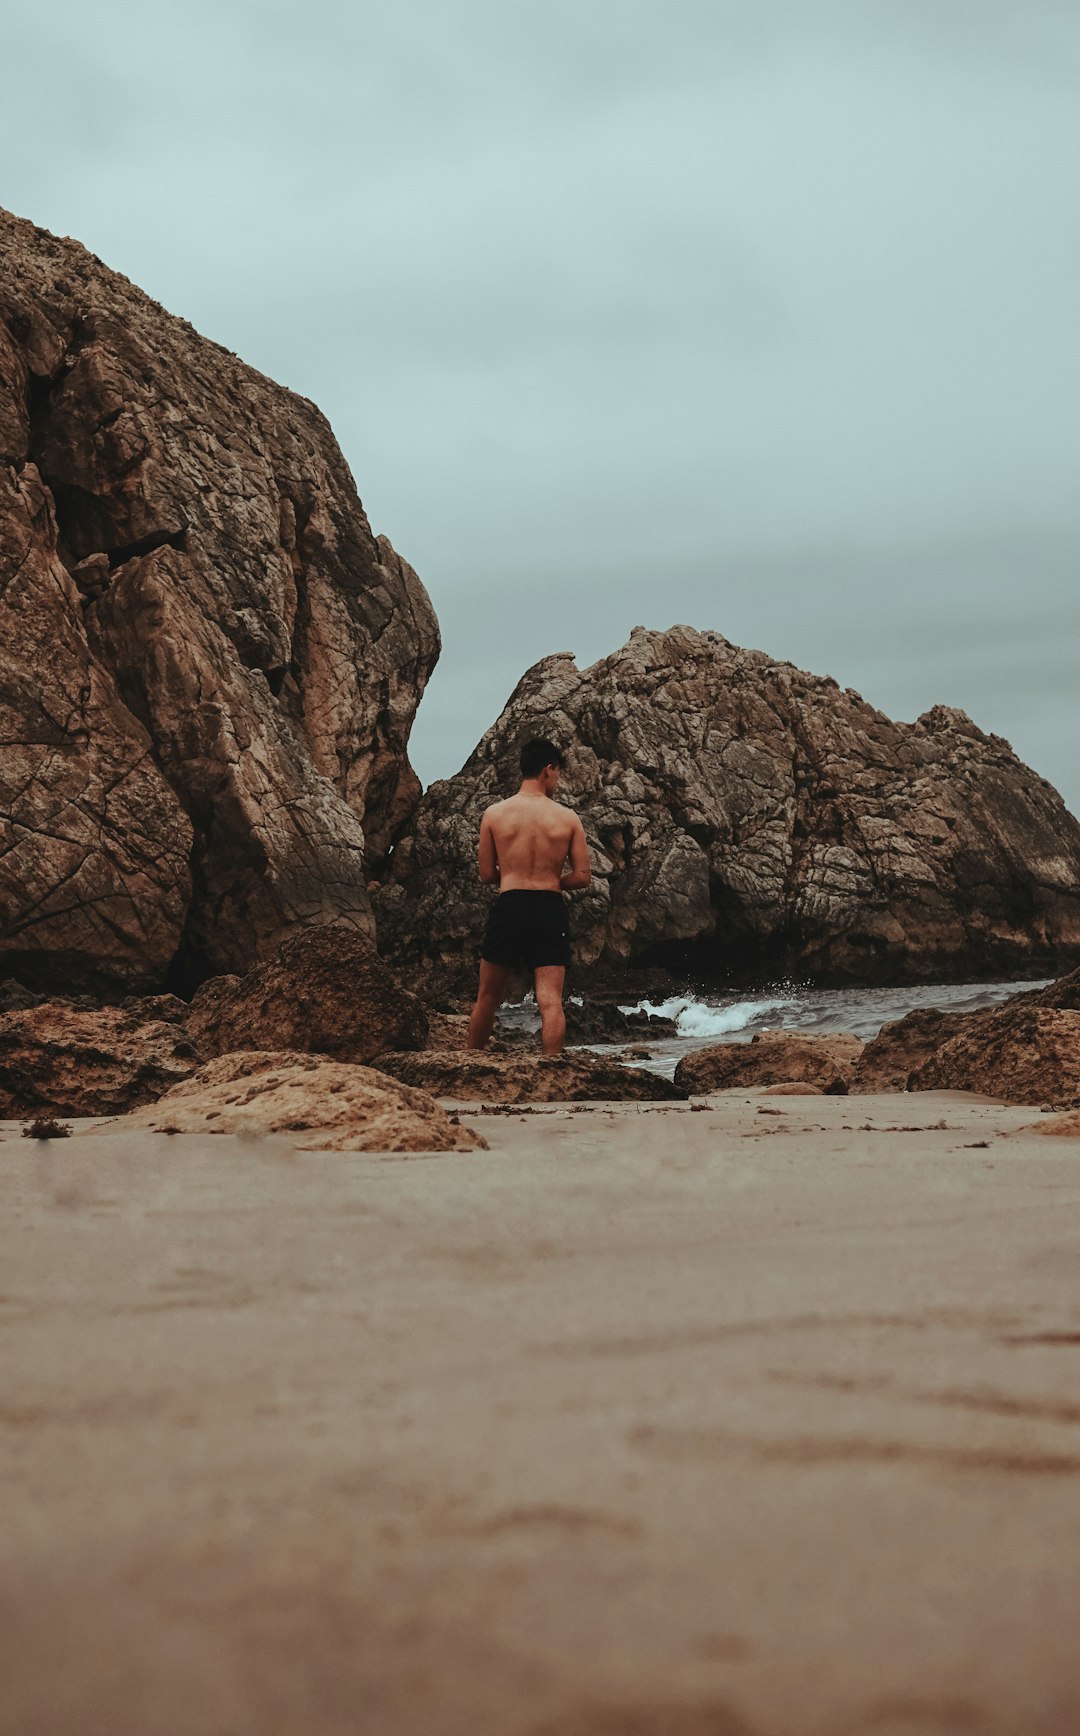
[1,207,438,992]
[377,625,1080,990]
[0,996,201,1117]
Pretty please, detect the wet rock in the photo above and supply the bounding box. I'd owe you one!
[673,1030,863,1096]
[94,1050,484,1152]
[374,1048,685,1102]
[377,626,1080,989]
[186,923,428,1065]
[0,998,202,1117]
[565,1000,678,1044]
[909,1005,1080,1107]
[0,206,438,990]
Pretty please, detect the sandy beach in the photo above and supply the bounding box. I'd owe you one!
[3,1090,1079,1736]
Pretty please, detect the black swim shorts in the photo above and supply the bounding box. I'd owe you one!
[480,890,571,970]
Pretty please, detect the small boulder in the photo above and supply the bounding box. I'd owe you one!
[95,1050,484,1152]
[374,1049,685,1103]
[758,1081,826,1096]
[0,998,201,1117]
[1016,1109,1080,1137]
[186,924,429,1064]
[673,1030,863,1096]
[910,1004,1080,1106]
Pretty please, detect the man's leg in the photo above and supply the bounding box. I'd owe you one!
[534,965,566,1057]
[466,960,514,1050]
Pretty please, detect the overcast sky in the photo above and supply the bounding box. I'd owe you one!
[5,1,1079,813]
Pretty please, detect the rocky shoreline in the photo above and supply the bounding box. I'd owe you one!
[3,927,1079,1142]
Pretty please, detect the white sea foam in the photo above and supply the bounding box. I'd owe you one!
[618,994,799,1040]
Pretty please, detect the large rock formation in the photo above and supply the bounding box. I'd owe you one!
[377,626,1080,990]
[0,208,438,993]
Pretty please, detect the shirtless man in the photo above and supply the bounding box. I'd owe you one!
[466,737,592,1056]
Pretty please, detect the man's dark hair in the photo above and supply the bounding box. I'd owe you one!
[519,737,564,779]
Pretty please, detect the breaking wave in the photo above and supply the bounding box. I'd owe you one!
[618,994,800,1041]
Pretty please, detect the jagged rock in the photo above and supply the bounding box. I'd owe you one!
[673,1030,863,1096]
[909,1005,1080,1106]
[491,999,678,1048]
[0,997,201,1117]
[0,207,438,991]
[565,1000,678,1044]
[185,924,428,1064]
[376,626,1080,990]
[374,1048,685,1102]
[95,1050,484,1152]
[851,1008,979,1093]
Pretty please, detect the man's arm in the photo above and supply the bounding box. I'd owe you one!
[477,810,500,885]
[560,816,592,891]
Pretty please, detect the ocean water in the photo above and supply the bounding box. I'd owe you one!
[498,977,1049,1080]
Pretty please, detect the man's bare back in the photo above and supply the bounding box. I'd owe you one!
[478,792,590,893]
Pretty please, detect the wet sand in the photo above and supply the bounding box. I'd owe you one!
[2,1091,1079,1736]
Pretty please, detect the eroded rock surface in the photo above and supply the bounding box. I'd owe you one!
[0,464,193,992]
[673,1030,863,1096]
[909,1005,1080,1107]
[377,626,1080,991]
[851,1008,980,1094]
[0,996,200,1117]
[1,207,438,990]
[374,1049,685,1103]
[187,924,428,1064]
[98,1050,484,1152]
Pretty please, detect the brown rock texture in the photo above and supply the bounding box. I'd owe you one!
[99,1050,484,1152]
[909,1004,1080,1106]
[374,1049,686,1103]
[0,462,193,992]
[673,1030,863,1096]
[851,1007,980,1093]
[186,924,428,1064]
[0,996,200,1117]
[1018,1109,1080,1136]
[1,207,439,991]
[376,625,1080,991]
